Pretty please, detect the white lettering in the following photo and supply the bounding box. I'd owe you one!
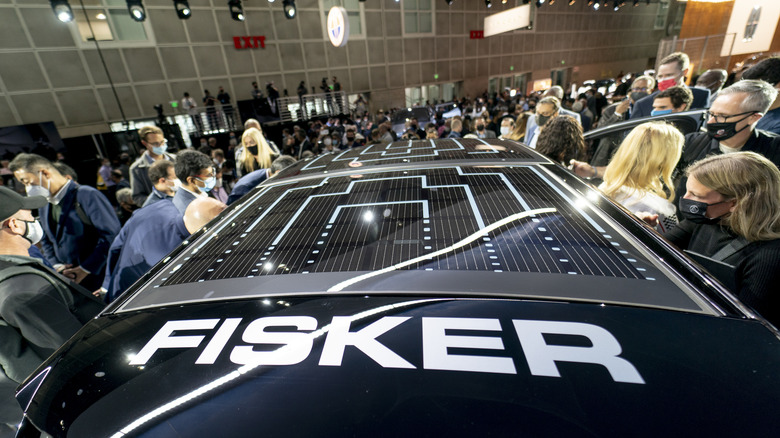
[422,317,516,374]
[129,319,219,365]
[512,320,645,384]
[319,316,415,368]
[195,318,243,364]
[230,316,318,365]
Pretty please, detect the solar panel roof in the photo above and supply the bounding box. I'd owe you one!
[116,163,714,315]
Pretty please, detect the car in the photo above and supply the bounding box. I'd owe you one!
[15,138,780,437]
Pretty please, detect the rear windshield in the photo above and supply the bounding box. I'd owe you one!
[116,164,715,314]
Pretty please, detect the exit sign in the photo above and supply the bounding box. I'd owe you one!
[470,30,484,39]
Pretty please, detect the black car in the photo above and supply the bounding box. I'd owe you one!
[16,139,780,437]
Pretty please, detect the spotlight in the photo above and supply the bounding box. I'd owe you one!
[633,0,639,5]
[569,0,576,5]
[126,1,146,22]
[549,0,555,5]
[535,0,545,7]
[593,1,600,9]
[486,0,492,8]
[228,0,244,21]
[173,0,191,19]
[613,0,620,10]
[445,0,453,5]
[50,1,74,23]
[587,0,594,5]
[283,0,296,19]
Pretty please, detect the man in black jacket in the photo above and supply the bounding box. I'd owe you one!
[0,187,103,436]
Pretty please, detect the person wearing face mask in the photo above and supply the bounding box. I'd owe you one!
[631,52,711,119]
[525,96,560,149]
[142,160,178,207]
[598,75,655,128]
[650,85,693,116]
[172,150,216,215]
[129,126,176,206]
[9,154,121,292]
[656,152,780,327]
[237,128,275,177]
[474,116,496,139]
[0,186,104,435]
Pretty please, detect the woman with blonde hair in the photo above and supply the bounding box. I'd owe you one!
[598,122,683,231]
[660,152,780,326]
[237,127,275,177]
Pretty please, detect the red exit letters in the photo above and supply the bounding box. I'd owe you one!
[470,30,484,39]
[234,36,266,49]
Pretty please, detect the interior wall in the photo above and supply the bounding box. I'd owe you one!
[0,0,668,137]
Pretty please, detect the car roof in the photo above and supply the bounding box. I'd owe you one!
[112,139,724,316]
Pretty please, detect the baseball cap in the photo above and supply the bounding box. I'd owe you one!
[0,186,47,222]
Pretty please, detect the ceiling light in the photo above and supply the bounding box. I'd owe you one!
[126,1,146,22]
[229,0,244,21]
[283,0,296,19]
[486,0,492,8]
[96,13,107,20]
[445,0,453,5]
[174,1,191,19]
[50,1,74,23]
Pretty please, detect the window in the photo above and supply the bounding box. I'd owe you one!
[70,0,154,47]
[654,0,669,31]
[322,0,365,38]
[403,0,433,35]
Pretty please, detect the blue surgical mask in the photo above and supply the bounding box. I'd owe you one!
[651,109,673,117]
[152,144,168,155]
[196,176,217,193]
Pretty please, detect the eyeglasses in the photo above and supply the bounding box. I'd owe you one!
[705,110,757,124]
[630,87,649,92]
[146,140,167,147]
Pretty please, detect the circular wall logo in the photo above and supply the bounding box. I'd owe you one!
[327,6,349,48]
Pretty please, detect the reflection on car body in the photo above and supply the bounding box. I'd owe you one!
[15,138,780,438]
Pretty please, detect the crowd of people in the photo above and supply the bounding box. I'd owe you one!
[2,51,780,434]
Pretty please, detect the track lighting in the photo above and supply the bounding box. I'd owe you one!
[228,0,244,21]
[50,1,74,23]
[283,0,296,19]
[486,0,492,8]
[126,1,146,22]
[174,0,191,19]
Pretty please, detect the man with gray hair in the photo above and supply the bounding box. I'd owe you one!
[741,56,780,134]
[598,75,656,128]
[675,79,780,201]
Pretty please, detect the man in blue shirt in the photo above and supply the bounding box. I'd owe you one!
[142,160,178,207]
[172,150,215,215]
[101,197,225,302]
[10,153,121,291]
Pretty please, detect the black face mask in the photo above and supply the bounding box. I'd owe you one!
[705,113,754,141]
[476,124,485,131]
[410,124,418,131]
[247,145,259,155]
[536,114,552,127]
[679,197,730,225]
[630,91,649,102]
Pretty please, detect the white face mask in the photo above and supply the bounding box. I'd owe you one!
[323,138,332,146]
[26,171,51,201]
[21,219,44,245]
[500,126,511,136]
[170,178,181,192]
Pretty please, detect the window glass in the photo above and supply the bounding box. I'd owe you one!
[403,0,433,35]
[323,0,363,36]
